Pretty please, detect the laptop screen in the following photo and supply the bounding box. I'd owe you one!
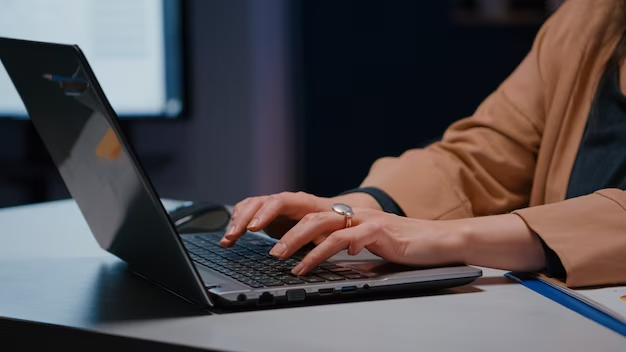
[0,38,210,305]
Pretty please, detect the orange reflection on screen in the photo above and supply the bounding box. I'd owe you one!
[95,128,122,160]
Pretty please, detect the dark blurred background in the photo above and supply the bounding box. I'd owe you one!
[0,0,559,208]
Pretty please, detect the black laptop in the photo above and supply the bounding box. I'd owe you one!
[0,37,481,308]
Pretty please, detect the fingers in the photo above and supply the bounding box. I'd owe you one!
[246,192,318,232]
[291,223,379,275]
[221,192,324,247]
[269,212,346,258]
[220,197,264,247]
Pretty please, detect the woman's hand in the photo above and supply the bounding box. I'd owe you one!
[269,210,547,276]
[220,191,382,247]
[270,208,466,275]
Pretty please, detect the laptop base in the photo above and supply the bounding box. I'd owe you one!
[210,276,480,310]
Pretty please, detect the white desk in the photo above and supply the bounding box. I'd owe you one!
[0,200,624,351]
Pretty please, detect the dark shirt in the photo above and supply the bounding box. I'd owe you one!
[566,64,626,198]
[343,62,626,280]
[544,62,626,278]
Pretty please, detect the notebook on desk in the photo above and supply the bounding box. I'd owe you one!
[505,272,626,336]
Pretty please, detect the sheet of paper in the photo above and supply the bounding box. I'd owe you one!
[538,276,626,323]
[573,287,626,323]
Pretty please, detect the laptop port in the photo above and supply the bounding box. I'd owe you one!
[318,288,334,296]
[286,289,306,301]
[257,292,275,305]
[340,286,357,293]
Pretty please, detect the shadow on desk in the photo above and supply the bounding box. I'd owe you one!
[471,276,516,286]
[0,256,208,326]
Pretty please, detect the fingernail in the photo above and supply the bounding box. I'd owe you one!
[291,262,305,275]
[247,218,259,229]
[269,242,286,257]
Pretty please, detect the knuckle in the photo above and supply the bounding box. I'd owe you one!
[295,191,312,202]
[241,196,255,204]
[371,156,396,170]
[240,197,257,207]
[366,222,384,233]
[312,212,331,223]
[302,212,318,222]
[233,196,262,214]
[266,194,283,207]
[278,191,293,198]
[358,208,375,217]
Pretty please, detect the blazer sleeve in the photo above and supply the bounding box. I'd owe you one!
[512,189,626,288]
[359,8,562,219]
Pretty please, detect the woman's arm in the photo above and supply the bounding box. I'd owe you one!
[456,214,546,272]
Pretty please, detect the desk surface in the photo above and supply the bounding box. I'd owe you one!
[0,200,624,351]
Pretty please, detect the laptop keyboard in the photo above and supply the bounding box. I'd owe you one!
[183,233,368,288]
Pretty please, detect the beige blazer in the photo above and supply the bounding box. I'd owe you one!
[360,0,626,288]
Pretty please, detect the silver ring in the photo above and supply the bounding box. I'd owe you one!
[332,203,354,228]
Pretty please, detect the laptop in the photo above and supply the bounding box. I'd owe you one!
[0,37,481,308]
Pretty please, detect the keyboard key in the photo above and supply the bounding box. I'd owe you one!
[318,262,336,268]
[243,280,263,288]
[342,273,367,279]
[328,266,352,273]
[223,253,244,260]
[264,270,283,277]
[309,267,328,274]
[318,273,346,281]
[299,276,326,283]
[246,254,267,260]
[258,279,284,287]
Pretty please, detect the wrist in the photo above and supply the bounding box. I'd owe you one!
[453,214,546,271]
[436,220,473,265]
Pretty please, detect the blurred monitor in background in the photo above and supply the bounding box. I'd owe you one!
[0,0,184,119]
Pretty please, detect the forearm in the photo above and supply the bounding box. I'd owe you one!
[455,214,547,272]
